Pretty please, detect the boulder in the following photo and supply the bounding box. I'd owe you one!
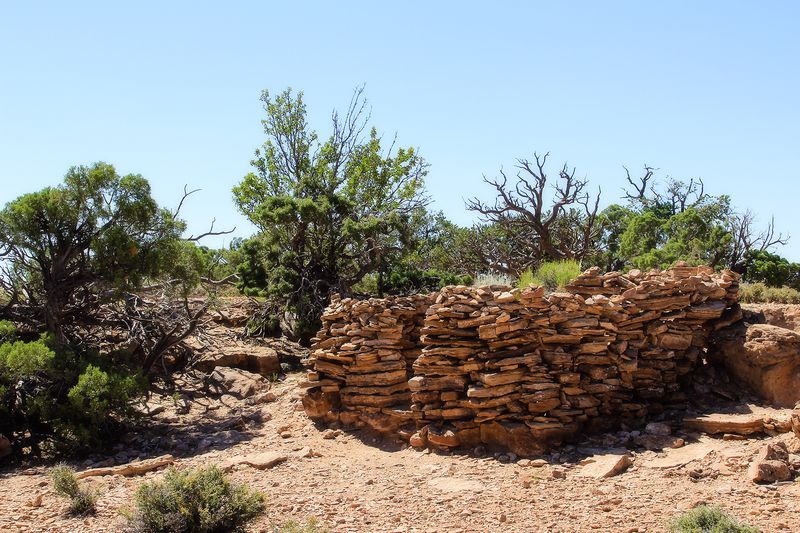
[748,442,792,483]
[197,344,280,377]
[302,388,341,418]
[644,422,672,436]
[742,303,800,332]
[683,408,792,436]
[710,323,800,407]
[427,425,460,448]
[480,421,547,457]
[209,367,270,399]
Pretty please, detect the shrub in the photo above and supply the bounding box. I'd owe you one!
[67,364,145,427]
[125,465,266,533]
[518,260,582,292]
[0,328,147,457]
[0,320,16,341]
[278,518,328,533]
[50,464,98,515]
[740,282,800,304]
[668,505,758,533]
[381,265,472,294]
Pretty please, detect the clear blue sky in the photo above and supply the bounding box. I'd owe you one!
[2,1,799,260]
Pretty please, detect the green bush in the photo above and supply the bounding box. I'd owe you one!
[0,320,16,341]
[740,282,800,304]
[380,265,472,295]
[518,260,582,292]
[0,334,55,377]
[742,250,800,290]
[50,464,98,515]
[125,466,266,533]
[668,505,758,533]
[0,324,147,458]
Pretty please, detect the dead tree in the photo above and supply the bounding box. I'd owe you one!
[727,211,789,269]
[466,152,602,274]
[623,165,707,215]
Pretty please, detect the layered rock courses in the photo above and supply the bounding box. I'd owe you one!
[302,264,741,455]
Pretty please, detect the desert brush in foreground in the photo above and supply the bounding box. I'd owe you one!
[668,505,759,533]
[50,464,98,516]
[124,465,266,533]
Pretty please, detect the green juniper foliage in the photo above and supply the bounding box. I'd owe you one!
[0,320,147,456]
[0,163,205,457]
[741,249,800,289]
[233,87,429,342]
[0,162,188,344]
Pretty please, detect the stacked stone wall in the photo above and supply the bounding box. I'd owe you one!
[302,264,741,455]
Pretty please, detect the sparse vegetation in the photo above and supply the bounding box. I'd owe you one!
[277,518,328,533]
[518,260,582,292]
[50,464,98,515]
[668,505,758,533]
[0,320,146,455]
[124,466,266,533]
[740,282,800,304]
[472,272,514,287]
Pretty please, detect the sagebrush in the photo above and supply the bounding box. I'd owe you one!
[518,260,582,292]
[668,505,758,533]
[740,282,800,304]
[277,518,328,533]
[50,464,98,515]
[125,465,266,533]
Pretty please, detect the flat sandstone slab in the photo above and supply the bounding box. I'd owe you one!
[683,407,792,435]
[641,439,719,469]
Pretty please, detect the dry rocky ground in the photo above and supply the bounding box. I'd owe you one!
[2,370,800,533]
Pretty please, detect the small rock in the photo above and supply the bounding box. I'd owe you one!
[723,433,747,441]
[174,398,190,415]
[578,453,632,479]
[749,442,792,483]
[409,431,426,448]
[645,422,672,436]
[299,447,321,458]
[148,404,167,416]
[322,429,341,440]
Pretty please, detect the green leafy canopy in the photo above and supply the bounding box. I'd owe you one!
[232,87,429,341]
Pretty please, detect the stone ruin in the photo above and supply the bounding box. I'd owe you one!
[301,264,742,456]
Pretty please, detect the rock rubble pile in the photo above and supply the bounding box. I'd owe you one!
[303,264,740,455]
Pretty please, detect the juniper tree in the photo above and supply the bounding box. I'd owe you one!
[233,87,429,342]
